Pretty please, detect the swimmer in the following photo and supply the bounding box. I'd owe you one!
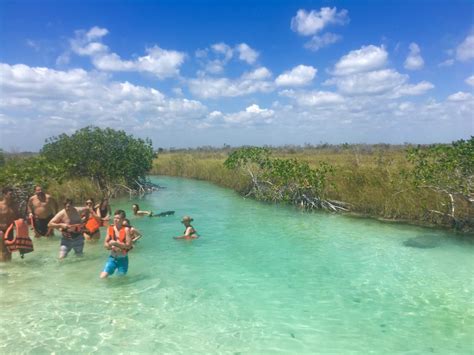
[174,216,199,240]
[132,204,153,217]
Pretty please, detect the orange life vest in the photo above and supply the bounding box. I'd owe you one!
[107,225,131,255]
[85,216,101,234]
[4,219,34,258]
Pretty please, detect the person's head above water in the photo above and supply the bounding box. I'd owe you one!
[113,210,126,227]
[122,218,131,227]
[132,204,139,213]
[181,216,193,225]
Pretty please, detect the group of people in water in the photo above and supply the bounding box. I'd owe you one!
[0,185,199,277]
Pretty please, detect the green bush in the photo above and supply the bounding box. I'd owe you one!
[41,126,155,190]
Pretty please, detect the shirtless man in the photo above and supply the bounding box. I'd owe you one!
[48,199,85,259]
[0,187,21,262]
[27,185,58,238]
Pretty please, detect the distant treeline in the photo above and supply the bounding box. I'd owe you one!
[157,142,421,154]
[152,138,473,233]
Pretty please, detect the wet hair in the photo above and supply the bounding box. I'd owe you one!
[64,198,73,206]
[114,209,126,218]
[132,204,139,210]
[2,187,14,195]
[123,218,131,227]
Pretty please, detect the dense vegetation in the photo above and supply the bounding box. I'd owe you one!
[152,138,473,232]
[0,127,155,208]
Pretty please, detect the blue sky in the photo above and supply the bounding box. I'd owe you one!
[0,0,473,151]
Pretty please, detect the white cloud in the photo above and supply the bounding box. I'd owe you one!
[0,63,207,138]
[275,65,317,87]
[195,42,258,74]
[70,27,185,79]
[281,89,344,106]
[404,43,424,70]
[447,91,474,101]
[211,43,233,61]
[465,75,474,86]
[290,7,349,36]
[205,104,274,126]
[393,81,434,97]
[327,69,407,95]
[236,43,259,64]
[438,59,454,67]
[85,26,109,41]
[188,68,274,99]
[456,34,474,61]
[242,67,272,80]
[304,32,341,51]
[333,45,388,76]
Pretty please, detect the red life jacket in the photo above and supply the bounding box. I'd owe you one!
[4,219,34,258]
[107,225,131,255]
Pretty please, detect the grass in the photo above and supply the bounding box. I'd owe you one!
[151,146,473,232]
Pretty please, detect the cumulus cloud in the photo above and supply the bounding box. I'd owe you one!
[0,63,206,140]
[393,81,434,97]
[202,104,274,127]
[242,67,272,80]
[280,89,344,106]
[326,69,407,95]
[404,43,424,70]
[447,91,474,101]
[275,65,317,87]
[304,32,342,51]
[465,75,474,86]
[236,43,259,64]
[69,26,185,79]
[456,34,474,61]
[333,45,388,76]
[291,7,349,36]
[195,42,258,74]
[188,67,274,99]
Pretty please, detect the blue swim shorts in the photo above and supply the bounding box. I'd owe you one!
[103,255,129,275]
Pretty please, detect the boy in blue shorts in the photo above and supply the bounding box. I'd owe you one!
[100,210,132,278]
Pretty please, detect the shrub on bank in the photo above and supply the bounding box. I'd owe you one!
[152,139,473,232]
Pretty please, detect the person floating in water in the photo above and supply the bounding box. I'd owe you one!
[131,204,175,218]
[132,204,153,217]
[174,216,199,240]
[123,218,142,243]
[100,210,132,278]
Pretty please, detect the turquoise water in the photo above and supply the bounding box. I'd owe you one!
[1,176,473,354]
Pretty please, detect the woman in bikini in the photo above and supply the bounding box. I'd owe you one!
[174,216,199,239]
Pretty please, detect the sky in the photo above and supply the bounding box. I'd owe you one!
[0,0,473,151]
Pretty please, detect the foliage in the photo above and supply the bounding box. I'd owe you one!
[0,149,4,167]
[224,147,346,211]
[405,137,474,223]
[41,126,155,190]
[406,137,473,198]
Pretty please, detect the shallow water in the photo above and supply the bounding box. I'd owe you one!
[1,176,473,354]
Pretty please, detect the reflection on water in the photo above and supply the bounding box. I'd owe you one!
[0,176,473,354]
